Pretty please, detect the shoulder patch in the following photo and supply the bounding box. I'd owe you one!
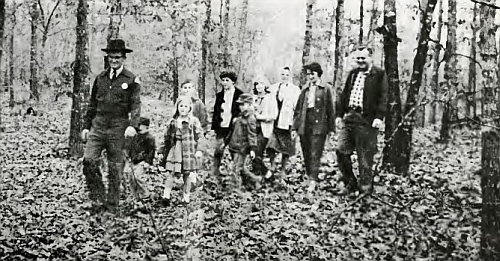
[134,77,141,84]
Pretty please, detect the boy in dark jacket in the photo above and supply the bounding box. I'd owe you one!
[125,117,156,197]
[228,93,261,190]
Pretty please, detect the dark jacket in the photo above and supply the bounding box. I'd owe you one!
[336,66,388,123]
[126,132,156,165]
[228,109,257,154]
[211,87,244,137]
[84,68,141,130]
[292,83,336,136]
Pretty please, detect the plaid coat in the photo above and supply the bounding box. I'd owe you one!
[160,115,203,171]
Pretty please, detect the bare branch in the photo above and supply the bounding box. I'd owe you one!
[470,0,500,9]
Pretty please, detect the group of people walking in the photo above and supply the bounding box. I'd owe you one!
[80,39,388,213]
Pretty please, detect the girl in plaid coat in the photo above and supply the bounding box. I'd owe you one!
[160,96,204,204]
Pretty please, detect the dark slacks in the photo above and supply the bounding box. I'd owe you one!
[336,111,378,188]
[252,127,268,176]
[299,109,328,181]
[83,115,128,208]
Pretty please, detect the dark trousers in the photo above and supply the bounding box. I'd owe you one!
[299,109,328,181]
[336,111,378,188]
[83,116,128,207]
[252,127,268,176]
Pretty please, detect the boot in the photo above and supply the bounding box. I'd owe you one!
[106,162,123,213]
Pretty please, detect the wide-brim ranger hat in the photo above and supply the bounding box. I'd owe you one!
[101,39,133,53]
[236,93,254,104]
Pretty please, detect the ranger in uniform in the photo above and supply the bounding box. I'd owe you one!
[81,39,141,213]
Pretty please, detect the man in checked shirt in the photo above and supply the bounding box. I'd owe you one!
[335,46,388,195]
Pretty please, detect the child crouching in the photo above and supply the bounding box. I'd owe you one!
[159,96,204,205]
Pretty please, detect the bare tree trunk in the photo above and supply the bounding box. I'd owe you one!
[222,0,231,68]
[39,0,61,74]
[380,1,402,170]
[333,0,345,93]
[70,0,90,156]
[439,0,457,142]
[359,0,364,44]
[0,0,5,132]
[478,1,500,259]
[366,0,380,42]
[236,0,248,76]
[467,3,478,119]
[199,0,211,103]
[394,0,438,175]
[429,0,443,124]
[300,0,316,87]
[8,2,15,108]
[104,0,122,69]
[30,0,40,100]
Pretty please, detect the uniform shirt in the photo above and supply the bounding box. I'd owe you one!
[110,66,124,80]
[220,87,235,128]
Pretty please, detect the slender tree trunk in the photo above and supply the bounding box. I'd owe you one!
[439,0,457,142]
[171,11,180,103]
[467,3,478,119]
[29,1,39,100]
[366,0,379,42]
[333,0,345,93]
[199,0,211,103]
[429,0,443,124]
[104,0,122,69]
[300,0,316,87]
[70,0,90,156]
[479,1,500,259]
[236,0,248,76]
[39,0,61,75]
[222,0,231,68]
[0,0,5,132]
[394,0,438,175]
[8,2,15,108]
[359,0,364,44]
[380,1,402,170]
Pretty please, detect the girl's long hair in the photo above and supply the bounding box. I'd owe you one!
[172,96,194,119]
[253,77,271,95]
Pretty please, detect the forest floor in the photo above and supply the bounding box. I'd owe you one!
[0,95,482,261]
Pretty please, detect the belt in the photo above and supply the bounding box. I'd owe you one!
[96,111,128,118]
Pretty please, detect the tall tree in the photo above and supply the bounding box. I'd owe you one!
[429,0,443,124]
[236,0,249,76]
[359,0,364,44]
[379,2,402,170]
[478,1,500,259]
[466,3,478,119]
[0,0,5,132]
[394,0,438,175]
[8,1,17,108]
[221,0,231,68]
[439,0,457,142]
[300,0,316,87]
[38,0,61,71]
[333,0,345,93]
[69,0,90,156]
[29,0,40,100]
[199,0,211,103]
[104,0,122,69]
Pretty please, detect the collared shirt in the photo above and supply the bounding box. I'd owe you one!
[220,87,235,128]
[307,80,321,108]
[109,66,124,79]
[348,68,371,109]
[275,82,301,129]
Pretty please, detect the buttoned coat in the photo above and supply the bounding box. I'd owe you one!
[292,84,336,136]
[211,87,244,136]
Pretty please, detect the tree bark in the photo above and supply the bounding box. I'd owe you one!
[380,1,402,170]
[0,0,5,132]
[439,0,457,142]
[333,0,345,93]
[359,0,364,44]
[467,3,478,119]
[30,0,40,100]
[394,0,438,175]
[70,0,90,157]
[236,0,248,76]
[104,0,122,69]
[478,1,500,259]
[199,0,211,103]
[222,0,231,68]
[300,0,316,87]
[429,0,443,124]
[8,2,15,108]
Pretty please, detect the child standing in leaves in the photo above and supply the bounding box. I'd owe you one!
[124,117,156,198]
[179,80,209,134]
[160,96,204,205]
[227,93,261,190]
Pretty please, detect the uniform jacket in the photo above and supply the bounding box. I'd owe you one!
[84,68,141,130]
[292,83,336,136]
[228,109,257,154]
[160,116,203,169]
[211,87,244,136]
[126,132,156,165]
[336,66,388,123]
